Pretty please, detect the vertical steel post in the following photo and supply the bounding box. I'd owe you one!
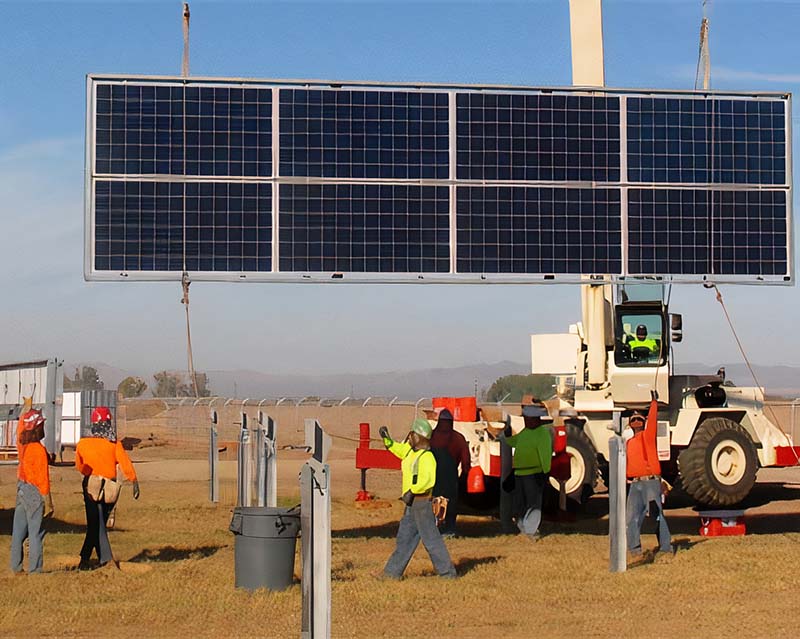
[209,410,219,503]
[499,414,515,533]
[301,419,331,639]
[237,412,250,507]
[265,413,277,508]
[608,411,627,573]
[255,413,266,507]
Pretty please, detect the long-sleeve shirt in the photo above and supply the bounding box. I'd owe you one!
[75,437,138,482]
[387,440,437,495]
[626,399,661,478]
[429,420,471,475]
[18,441,51,496]
[503,426,552,475]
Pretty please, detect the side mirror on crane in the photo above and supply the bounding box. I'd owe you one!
[670,313,683,343]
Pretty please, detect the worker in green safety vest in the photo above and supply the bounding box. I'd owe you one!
[628,324,660,360]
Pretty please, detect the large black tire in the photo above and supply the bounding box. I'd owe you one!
[678,417,758,506]
[548,424,598,502]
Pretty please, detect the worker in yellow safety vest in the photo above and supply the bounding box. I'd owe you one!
[380,418,457,579]
[628,324,659,358]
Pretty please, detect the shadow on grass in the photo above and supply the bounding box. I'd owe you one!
[0,509,88,535]
[127,545,224,563]
[334,517,506,540]
[455,555,503,575]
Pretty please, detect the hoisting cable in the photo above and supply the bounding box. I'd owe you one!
[706,283,800,464]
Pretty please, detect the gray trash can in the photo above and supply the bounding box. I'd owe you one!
[230,506,301,591]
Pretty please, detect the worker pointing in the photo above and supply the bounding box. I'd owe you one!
[10,409,53,575]
[380,419,457,579]
[75,407,139,569]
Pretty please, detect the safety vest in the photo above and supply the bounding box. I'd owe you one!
[628,337,658,353]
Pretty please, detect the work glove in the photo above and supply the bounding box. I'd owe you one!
[400,490,415,507]
[132,480,140,500]
[43,493,54,519]
[650,389,659,401]
[379,426,393,448]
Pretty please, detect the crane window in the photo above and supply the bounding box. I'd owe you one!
[615,312,665,367]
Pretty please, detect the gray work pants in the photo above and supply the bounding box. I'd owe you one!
[384,498,457,578]
[626,477,672,554]
[10,481,46,574]
[515,473,546,536]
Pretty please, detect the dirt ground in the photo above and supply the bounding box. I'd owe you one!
[2,437,800,638]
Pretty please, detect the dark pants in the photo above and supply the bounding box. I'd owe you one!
[81,477,114,564]
[433,449,460,535]
[384,498,457,578]
[514,473,546,536]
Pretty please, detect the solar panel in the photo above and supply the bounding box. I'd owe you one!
[85,76,793,284]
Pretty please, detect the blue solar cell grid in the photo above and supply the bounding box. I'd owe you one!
[627,97,786,185]
[456,187,622,274]
[628,189,787,276]
[279,184,449,272]
[279,89,449,179]
[94,180,271,272]
[95,83,272,177]
[88,78,791,282]
[456,93,621,182]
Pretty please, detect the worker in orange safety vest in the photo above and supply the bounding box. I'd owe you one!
[11,409,54,574]
[625,391,672,558]
[75,406,139,569]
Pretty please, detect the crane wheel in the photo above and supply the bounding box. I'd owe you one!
[548,424,598,502]
[678,417,758,506]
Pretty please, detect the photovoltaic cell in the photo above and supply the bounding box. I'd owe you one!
[279,89,449,179]
[627,97,787,185]
[456,93,621,182]
[628,189,787,276]
[94,180,271,272]
[455,187,622,274]
[278,184,449,272]
[95,83,272,177]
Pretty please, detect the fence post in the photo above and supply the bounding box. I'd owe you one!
[608,411,626,573]
[300,419,331,639]
[209,410,219,503]
[237,412,250,507]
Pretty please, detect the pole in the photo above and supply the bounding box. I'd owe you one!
[182,2,190,77]
[301,419,331,639]
[608,411,627,572]
[237,412,250,507]
[209,410,219,503]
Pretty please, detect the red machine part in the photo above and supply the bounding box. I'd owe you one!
[549,426,572,482]
[699,511,746,537]
[774,446,800,467]
[355,423,400,501]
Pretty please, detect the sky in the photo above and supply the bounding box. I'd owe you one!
[1,0,799,378]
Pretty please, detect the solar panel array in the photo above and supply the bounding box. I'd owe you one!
[86,76,792,284]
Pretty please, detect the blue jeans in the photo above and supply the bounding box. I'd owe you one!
[384,498,457,578]
[10,481,46,574]
[626,478,671,554]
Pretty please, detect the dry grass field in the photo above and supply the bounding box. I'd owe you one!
[2,424,800,638]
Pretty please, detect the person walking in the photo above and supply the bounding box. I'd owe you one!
[430,408,471,537]
[74,407,140,569]
[11,409,54,575]
[500,405,553,540]
[380,418,457,579]
[625,391,671,559]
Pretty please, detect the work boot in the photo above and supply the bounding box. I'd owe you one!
[77,559,92,571]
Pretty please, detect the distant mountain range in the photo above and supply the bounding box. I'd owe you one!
[66,360,800,400]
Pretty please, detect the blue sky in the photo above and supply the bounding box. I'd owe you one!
[1,0,799,379]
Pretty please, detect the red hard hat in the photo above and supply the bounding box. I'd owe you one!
[91,406,113,424]
[21,409,45,431]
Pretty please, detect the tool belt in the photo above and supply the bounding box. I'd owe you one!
[432,496,449,525]
[86,475,122,505]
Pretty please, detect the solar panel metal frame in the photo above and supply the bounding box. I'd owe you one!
[85,74,793,285]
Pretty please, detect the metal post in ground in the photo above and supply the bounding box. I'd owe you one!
[237,412,251,507]
[300,419,331,639]
[255,411,277,507]
[209,410,219,503]
[608,410,627,573]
